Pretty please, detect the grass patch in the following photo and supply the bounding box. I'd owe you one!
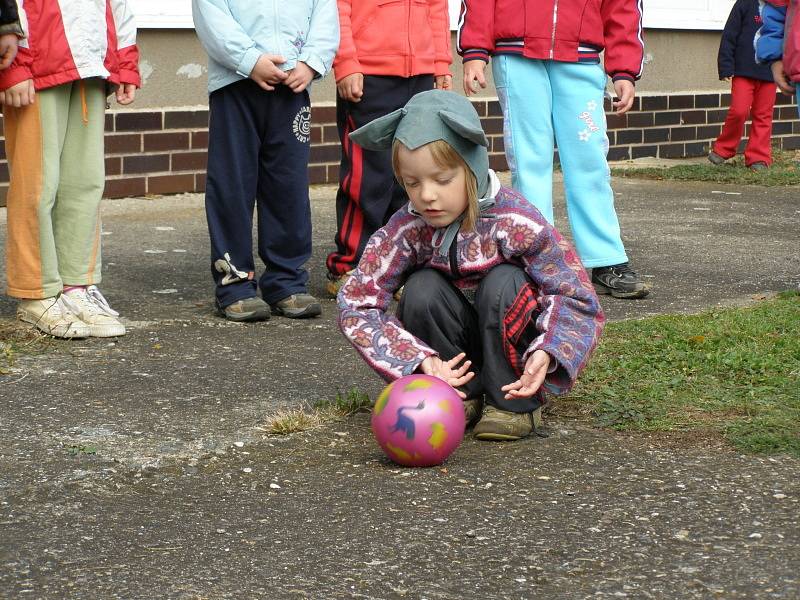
[561,291,800,456]
[611,148,800,186]
[0,320,54,375]
[261,388,373,435]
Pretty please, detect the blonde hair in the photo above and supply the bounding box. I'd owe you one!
[392,139,479,231]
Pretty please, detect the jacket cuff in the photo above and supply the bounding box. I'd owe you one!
[434,60,452,78]
[236,47,262,78]
[461,49,490,63]
[299,53,327,80]
[118,68,141,88]
[611,73,637,84]
[0,22,23,36]
[333,57,362,83]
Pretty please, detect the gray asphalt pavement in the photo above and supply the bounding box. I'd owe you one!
[0,175,798,598]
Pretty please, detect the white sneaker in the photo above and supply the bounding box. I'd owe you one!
[62,286,126,337]
[17,296,91,339]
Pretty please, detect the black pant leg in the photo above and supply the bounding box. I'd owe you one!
[396,269,484,399]
[205,80,261,307]
[474,264,543,413]
[326,74,435,277]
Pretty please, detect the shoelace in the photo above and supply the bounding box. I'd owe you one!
[56,293,83,318]
[87,286,120,317]
[611,262,635,276]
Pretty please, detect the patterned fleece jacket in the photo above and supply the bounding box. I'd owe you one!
[337,174,605,397]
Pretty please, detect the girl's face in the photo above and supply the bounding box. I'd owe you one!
[396,144,469,229]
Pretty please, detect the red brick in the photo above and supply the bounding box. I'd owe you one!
[148,173,196,195]
[195,173,206,192]
[308,164,327,184]
[0,139,5,161]
[105,157,122,176]
[309,143,341,163]
[124,154,170,174]
[192,131,209,149]
[488,153,508,171]
[311,105,336,123]
[105,133,142,154]
[323,125,339,143]
[143,132,191,152]
[105,113,114,132]
[472,100,487,117]
[310,126,322,144]
[0,183,8,207]
[172,151,208,171]
[104,177,147,198]
[481,117,503,135]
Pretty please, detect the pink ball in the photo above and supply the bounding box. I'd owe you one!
[371,374,466,467]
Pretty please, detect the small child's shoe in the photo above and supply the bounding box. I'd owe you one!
[216,296,271,322]
[708,150,726,165]
[63,286,126,337]
[473,405,535,441]
[17,296,90,339]
[463,397,483,428]
[591,262,650,299]
[749,161,768,171]
[326,270,354,299]
[270,293,322,319]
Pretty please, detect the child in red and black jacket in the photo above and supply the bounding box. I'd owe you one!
[709,0,777,170]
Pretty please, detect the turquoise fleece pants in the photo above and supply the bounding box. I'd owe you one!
[492,55,628,268]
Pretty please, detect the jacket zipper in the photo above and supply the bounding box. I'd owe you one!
[549,0,559,59]
[406,1,412,77]
[448,236,462,279]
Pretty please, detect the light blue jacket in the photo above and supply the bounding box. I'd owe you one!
[192,0,339,94]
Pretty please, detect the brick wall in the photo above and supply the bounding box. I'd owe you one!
[0,91,798,205]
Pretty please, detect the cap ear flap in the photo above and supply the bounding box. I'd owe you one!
[348,108,407,150]
[438,109,489,147]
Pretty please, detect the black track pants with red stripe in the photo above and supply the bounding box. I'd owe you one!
[326,74,434,277]
[396,265,544,413]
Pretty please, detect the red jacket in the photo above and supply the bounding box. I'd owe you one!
[0,0,140,92]
[333,0,451,82]
[457,0,644,83]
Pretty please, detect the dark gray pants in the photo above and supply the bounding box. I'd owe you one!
[397,265,543,413]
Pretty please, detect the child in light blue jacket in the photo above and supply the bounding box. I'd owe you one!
[192,0,339,321]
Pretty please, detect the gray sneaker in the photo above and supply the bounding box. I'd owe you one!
[473,405,536,441]
[749,161,768,171]
[216,297,271,322]
[270,293,322,319]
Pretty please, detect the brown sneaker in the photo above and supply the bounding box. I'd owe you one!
[474,405,536,441]
[326,270,354,299]
[216,297,270,322]
[270,293,322,319]
[463,397,483,428]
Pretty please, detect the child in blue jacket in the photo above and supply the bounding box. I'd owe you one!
[192,0,339,321]
[756,0,799,118]
[709,0,776,170]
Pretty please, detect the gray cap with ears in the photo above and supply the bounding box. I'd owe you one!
[349,90,491,198]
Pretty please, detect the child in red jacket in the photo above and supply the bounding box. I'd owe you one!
[325,0,452,297]
[0,1,140,338]
[459,0,651,300]
[709,0,777,170]
[757,0,799,118]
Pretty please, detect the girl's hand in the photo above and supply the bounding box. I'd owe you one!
[2,79,34,107]
[501,350,550,400]
[419,352,475,398]
[612,79,635,115]
[285,61,315,93]
[336,73,364,102]
[434,74,452,90]
[463,60,487,96]
[250,54,288,91]
[116,83,136,105]
[0,33,18,70]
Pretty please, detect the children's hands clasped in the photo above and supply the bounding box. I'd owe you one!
[501,349,550,400]
[251,54,289,91]
[419,352,475,398]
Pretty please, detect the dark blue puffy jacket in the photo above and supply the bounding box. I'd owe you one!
[718,0,775,81]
